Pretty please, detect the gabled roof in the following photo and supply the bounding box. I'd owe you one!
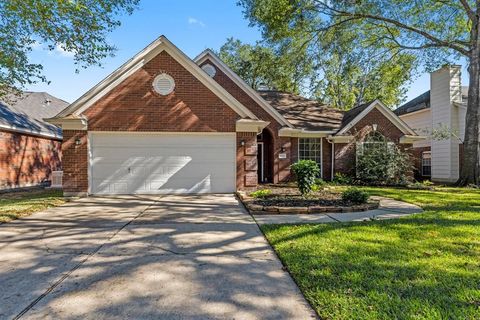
[53,36,257,120]
[194,49,293,128]
[258,91,343,131]
[0,92,68,138]
[337,100,416,136]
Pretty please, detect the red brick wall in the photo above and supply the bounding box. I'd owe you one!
[334,107,413,177]
[201,59,294,183]
[0,130,61,189]
[62,51,263,193]
[84,51,239,132]
[62,130,88,194]
[237,132,258,190]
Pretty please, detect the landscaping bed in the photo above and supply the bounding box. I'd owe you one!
[238,183,379,214]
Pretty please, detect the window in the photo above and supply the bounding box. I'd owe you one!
[299,138,322,175]
[422,151,432,176]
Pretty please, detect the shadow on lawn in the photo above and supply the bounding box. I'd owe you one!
[263,207,480,319]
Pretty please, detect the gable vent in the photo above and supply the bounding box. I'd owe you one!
[153,73,175,95]
[201,64,216,77]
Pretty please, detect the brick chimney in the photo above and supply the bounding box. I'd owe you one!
[430,65,462,182]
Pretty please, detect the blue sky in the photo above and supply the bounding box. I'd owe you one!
[26,0,468,106]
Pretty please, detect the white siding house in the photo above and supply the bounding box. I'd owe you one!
[395,65,468,183]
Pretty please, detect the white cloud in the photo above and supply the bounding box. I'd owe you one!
[188,17,205,27]
[54,43,75,58]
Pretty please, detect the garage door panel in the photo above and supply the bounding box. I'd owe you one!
[89,133,236,194]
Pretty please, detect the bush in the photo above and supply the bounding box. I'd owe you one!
[342,188,369,204]
[332,173,352,185]
[356,134,412,185]
[250,189,272,198]
[291,160,320,196]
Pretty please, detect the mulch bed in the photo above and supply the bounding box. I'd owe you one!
[238,183,379,214]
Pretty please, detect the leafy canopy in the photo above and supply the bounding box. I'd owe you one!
[238,0,471,109]
[218,37,313,93]
[0,0,139,97]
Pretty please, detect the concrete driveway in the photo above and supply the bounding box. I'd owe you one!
[0,194,315,320]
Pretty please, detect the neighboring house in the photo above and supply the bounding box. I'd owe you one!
[395,65,469,183]
[0,92,68,189]
[46,36,422,196]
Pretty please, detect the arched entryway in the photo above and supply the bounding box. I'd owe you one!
[257,128,274,183]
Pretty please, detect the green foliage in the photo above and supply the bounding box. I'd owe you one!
[332,173,352,185]
[261,187,480,319]
[291,160,320,196]
[0,189,65,223]
[250,189,272,199]
[0,0,139,97]
[341,187,369,204]
[356,133,412,185]
[218,37,313,93]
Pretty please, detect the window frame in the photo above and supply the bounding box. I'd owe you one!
[421,151,432,177]
[298,138,323,178]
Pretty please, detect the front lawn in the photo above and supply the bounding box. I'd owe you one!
[0,189,65,223]
[261,187,480,319]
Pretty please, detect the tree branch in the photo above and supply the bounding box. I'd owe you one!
[313,1,471,56]
[458,0,476,21]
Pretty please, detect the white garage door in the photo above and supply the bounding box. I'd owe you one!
[89,133,236,195]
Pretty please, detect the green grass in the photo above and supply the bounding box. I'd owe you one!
[0,189,65,223]
[261,187,480,319]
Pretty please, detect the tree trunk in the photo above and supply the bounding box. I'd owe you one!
[458,50,480,185]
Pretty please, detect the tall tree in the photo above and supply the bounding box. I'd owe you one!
[311,26,416,109]
[239,0,479,185]
[218,37,313,93]
[0,0,139,97]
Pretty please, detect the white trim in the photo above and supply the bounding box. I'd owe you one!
[236,119,270,133]
[45,117,88,130]
[279,127,335,137]
[336,100,417,136]
[398,107,430,118]
[0,123,62,140]
[327,135,354,143]
[195,49,294,128]
[297,137,323,179]
[54,36,258,120]
[399,135,427,144]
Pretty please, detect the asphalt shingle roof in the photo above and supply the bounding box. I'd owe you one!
[258,90,344,131]
[0,92,69,138]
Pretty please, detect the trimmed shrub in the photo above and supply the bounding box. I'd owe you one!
[291,160,320,196]
[250,189,272,199]
[342,188,369,204]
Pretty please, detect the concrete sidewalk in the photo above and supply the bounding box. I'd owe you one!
[253,196,422,225]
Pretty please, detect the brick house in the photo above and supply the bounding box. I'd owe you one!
[47,36,422,196]
[0,92,68,190]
